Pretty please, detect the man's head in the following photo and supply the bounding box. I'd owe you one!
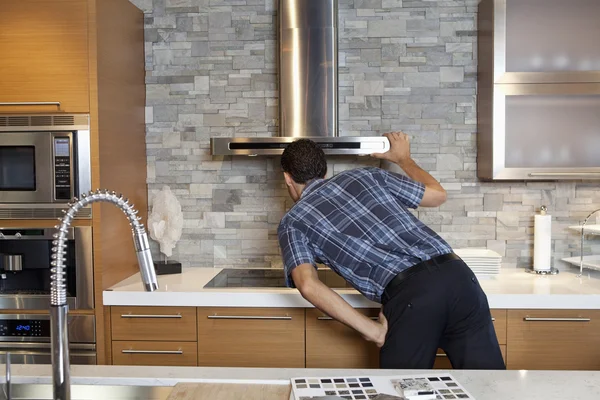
[281,139,327,202]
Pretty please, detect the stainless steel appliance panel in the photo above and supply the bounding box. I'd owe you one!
[0,314,95,366]
[0,114,91,219]
[0,314,95,343]
[0,227,93,310]
[0,343,96,365]
[0,131,54,203]
[279,0,337,139]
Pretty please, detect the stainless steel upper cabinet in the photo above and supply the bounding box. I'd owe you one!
[477,83,600,180]
[480,0,600,84]
[477,0,600,180]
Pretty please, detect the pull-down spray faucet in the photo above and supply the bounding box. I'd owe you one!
[50,189,159,400]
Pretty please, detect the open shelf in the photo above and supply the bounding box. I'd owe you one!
[568,225,600,235]
[562,255,600,271]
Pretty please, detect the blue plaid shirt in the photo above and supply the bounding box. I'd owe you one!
[278,167,453,302]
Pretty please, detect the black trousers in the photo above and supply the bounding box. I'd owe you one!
[379,258,506,370]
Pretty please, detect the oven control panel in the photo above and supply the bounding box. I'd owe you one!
[53,137,72,201]
[0,319,50,337]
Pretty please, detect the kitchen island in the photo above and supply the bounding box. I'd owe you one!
[1,364,600,400]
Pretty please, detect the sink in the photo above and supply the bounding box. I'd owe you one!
[203,268,353,289]
[0,384,173,400]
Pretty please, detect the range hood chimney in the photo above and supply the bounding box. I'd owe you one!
[210,0,389,156]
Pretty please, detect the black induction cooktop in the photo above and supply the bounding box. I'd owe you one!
[203,268,353,289]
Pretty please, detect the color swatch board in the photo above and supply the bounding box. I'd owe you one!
[290,373,476,400]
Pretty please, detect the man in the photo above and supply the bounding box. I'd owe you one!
[277,132,505,370]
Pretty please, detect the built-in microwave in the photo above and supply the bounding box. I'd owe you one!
[0,114,91,219]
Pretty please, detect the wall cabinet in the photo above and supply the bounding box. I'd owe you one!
[108,306,600,371]
[477,0,600,180]
[0,0,90,113]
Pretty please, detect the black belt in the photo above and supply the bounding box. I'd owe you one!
[381,252,461,304]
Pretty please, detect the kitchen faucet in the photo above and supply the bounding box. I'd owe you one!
[579,208,600,277]
[50,189,159,400]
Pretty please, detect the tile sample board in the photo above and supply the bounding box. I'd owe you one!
[290,373,475,400]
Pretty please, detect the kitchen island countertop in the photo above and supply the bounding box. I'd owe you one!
[103,266,600,309]
[1,364,599,400]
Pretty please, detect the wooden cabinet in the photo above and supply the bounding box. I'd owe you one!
[506,309,600,370]
[112,341,197,367]
[106,306,600,370]
[197,307,305,368]
[111,306,197,366]
[306,308,380,369]
[0,0,90,113]
[0,0,149,366]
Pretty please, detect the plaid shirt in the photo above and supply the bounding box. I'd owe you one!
[278,167,452,302]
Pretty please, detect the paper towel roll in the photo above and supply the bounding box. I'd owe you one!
[533,213,552,272]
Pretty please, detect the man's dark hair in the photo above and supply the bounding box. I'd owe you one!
[281,139,327,184]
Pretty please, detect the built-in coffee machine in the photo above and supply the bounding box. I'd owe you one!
[0,227,93,310]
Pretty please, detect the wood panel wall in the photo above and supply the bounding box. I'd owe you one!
[88,0,147,364]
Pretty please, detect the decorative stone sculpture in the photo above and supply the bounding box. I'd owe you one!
[148,185,183,275]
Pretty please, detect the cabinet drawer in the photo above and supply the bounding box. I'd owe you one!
[306,308,380,369]
[197,307,305,368]
[434,345,506,369]
[111,306,196,341]
[491,309,507,345]
[507,309,600,370]
[112,341,197,366]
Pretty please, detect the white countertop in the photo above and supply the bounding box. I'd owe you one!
[2,365,600,400]
[103,266,600,309]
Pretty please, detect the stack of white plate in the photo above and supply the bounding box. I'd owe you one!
[454,248,502,276]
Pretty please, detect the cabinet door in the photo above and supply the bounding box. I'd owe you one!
[507,309,600,370]
[0,0,89,113]
[306,309,380,369]
[197,307,305,368]
[112,341,197,366]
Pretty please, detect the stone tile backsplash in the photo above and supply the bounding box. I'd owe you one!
[131,0,600,270]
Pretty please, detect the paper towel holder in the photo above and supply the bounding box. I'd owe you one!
[526,205,559,275]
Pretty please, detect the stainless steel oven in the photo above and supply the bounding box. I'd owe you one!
[0,227,93,310]
[0,314,95,365]
[0,114,91,219]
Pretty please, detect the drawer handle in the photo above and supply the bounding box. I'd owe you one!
[524,317,591,322]
[122,349,183,355]
[317,316,379,321]
[207,315,292,320]
[0,101,61,107]
[436,353,447,357]
[121,313,182,319]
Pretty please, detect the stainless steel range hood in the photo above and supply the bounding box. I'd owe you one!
[210,0,389,156]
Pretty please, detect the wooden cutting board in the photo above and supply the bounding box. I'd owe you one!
[166,382,292,400]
